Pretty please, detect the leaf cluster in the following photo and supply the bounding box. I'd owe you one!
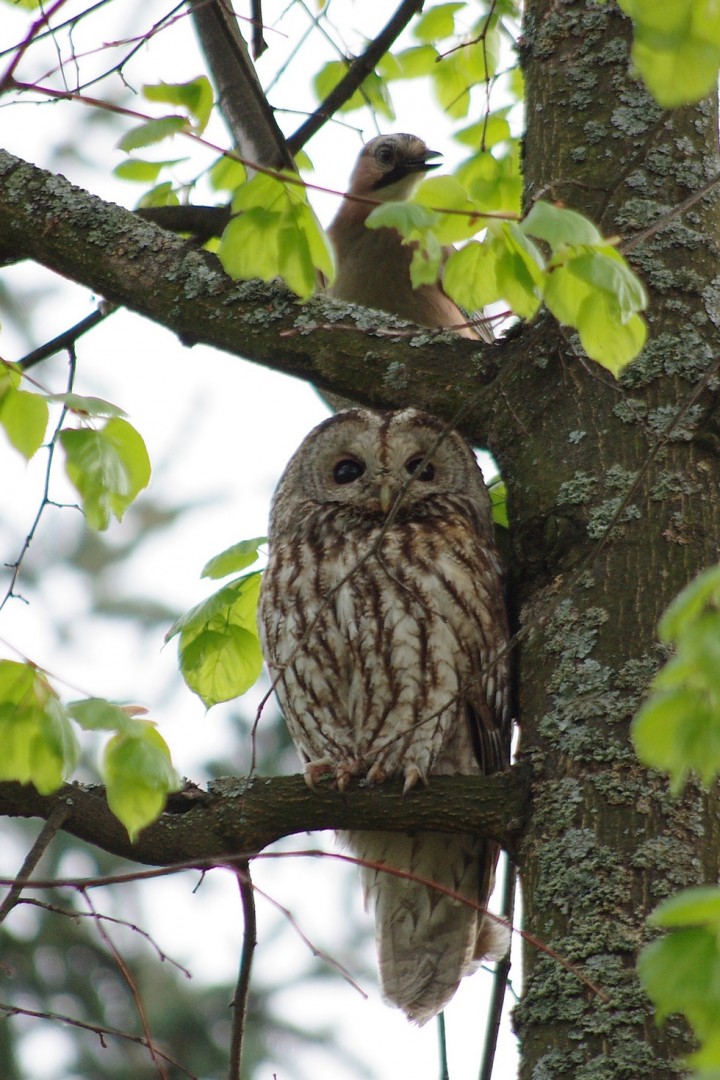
[0,661,180,840]
[633,566,720,1076]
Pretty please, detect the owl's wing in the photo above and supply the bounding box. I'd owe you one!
[466,695,510,775]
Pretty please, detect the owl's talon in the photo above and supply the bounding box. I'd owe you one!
[303,758,334,788]
[402,765,426,794]
[366,761,387,786]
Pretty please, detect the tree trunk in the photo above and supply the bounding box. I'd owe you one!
[503,2,720,1075]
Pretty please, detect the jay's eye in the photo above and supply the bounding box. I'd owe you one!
[333,458,366,484]
[405,455,435,482]
[375,144,394,166]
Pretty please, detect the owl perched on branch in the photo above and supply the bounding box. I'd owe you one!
[258,407,511,1024]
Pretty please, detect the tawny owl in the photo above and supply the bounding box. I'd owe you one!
[258,407,511,1024]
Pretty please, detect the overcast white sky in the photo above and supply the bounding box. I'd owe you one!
[1,3,520,1077]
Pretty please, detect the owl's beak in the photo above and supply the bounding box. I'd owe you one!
[378,481,393,514]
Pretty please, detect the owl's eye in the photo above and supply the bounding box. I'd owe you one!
[333,457,366,485]
[375,144,394,166]
[405,455,435,482]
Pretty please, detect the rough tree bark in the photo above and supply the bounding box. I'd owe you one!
[505,2,720,1076]
[1,1,720,1077]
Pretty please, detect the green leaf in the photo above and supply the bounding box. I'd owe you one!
[180,625,263,707]
[414,175,482,244]
[366,201,445,288]
[457,145,523,215]
[169,571,264,705]
[166,572,263,643]
[432,37,498,118]
[0,660,79,794]
[651,887,720,929]
[143,77,213,132]
[313,62,394,118]
[379,45,439,81]
[619,0,720,107]
[0,385,48,459]
[103,724,181,841]
[489,480,509,528]
[60,417,151,531]
[413,2,465,41]
[67,697,137,733]
[201,537,267,579]
[136,182,180,209]
[575,294,647,375]
[543,248,647,373]
[220,173,333,299]
[443,225,544,321]
[632,566,720,792]
[114,160,165,182]
[659,565,720,642]
[639,927,720,1038]
[522,200,602,248]
[47,393,128,418]
[209,154,247,193]
[117,116,188,153]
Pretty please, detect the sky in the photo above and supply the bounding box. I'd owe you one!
[1,2,520,1077]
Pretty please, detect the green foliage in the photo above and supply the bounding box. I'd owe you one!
[488,479,509,529]
[218,171,334,299]
[639,886,720,1074]
[618,0,720,107]
[0,665,179,839]
[314,61,394,118]
[201,536,267,579]
[60,417,151,531]
[0,361,48,459]
[632,565,720,792]
[0,660,78,794]
[168,541,266,707]
[102,724,180,843]
[635,568,720,1074]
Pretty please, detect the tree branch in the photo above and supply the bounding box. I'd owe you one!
[0,148,514,442]
[189,0,295,172]
[286,0,426,154]
[0,768,530,867]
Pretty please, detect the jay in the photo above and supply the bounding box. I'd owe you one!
[327,133,491,342]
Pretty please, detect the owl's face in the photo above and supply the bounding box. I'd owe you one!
[269,408,490,534]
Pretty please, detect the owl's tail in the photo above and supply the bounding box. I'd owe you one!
[341,829,508,1025]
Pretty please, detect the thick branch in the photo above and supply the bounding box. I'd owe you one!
[189,0,295,171]
[0,769,530,866]
[0,149,512,442]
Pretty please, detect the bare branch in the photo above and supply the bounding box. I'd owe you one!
[0,148,507,440]
[0,769,531,867]
[189,0,294,171]
[228,862,256,1080]
[0,801,70,925]
[287,0,426,154]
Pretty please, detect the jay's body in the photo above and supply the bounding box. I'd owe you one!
[328,134,491,342]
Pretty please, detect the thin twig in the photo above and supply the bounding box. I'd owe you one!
[17,897,192,976]
[286,0,425,153]
[438,1011,450,1080]
[478,856,516,1080]
[19,303,115,370]
[81,887,168,1079]
[0,1003,197,1077]
[0,801,70,926]
[621,170,720,254]
[228,861,257,1080]
[0,347,77,611]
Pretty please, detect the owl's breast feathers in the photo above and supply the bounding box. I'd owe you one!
[260,493,509,787]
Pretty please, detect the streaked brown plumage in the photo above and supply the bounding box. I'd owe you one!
[258,407,511,1023]
[327,133,492,341]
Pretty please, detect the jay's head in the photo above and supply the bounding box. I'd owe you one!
[348,134,442,202]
